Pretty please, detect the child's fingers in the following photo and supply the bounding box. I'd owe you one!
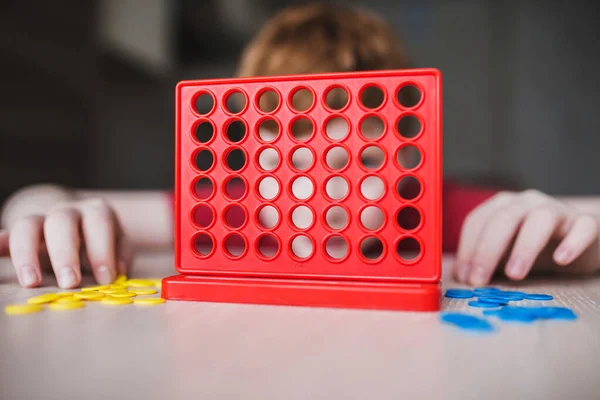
[553,215,599,266]
[43,208,82,289]
[116,233,133,275]
[80,200,117,285]
[8,216,44,287]
[505,207,562,280]
[0,230,9,257]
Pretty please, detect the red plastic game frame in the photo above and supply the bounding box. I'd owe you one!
[163,69,442,311]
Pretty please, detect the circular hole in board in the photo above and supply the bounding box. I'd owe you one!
[397,206,421,231]
[225,90,246,114]
[325,146,349,171]
[325,235,349,260]
[360,115,385,140]
[192,204,214,228]
[396,175,421,201]
[194,92,214,115]
[258,89,280,113]
[397,115,422,139]
[397,84,422,108]
[224,233,246,258]
[325,206,348,230]
[291,176,314,200]
[258,176,280,200]
[225,120,246,143]
[193,177,214,200]
[224,176,246,200]
[226,148,246,171]
[195,149,214,172]
[325,176,349,200]
[325,87,349,110]
[224,204,246,229]
[195,121,214,143]
[257,118,280,142]
[258,147,280,171]
[396,145,422,170]
[193,233,214,257]
[291,147,314,171]
[360,236,384,260]
[291,205,314,230]
[291,88,314,112]
[360,176,385,201]
[257,234,279,258]
[396,236,421,262]
[291,117,314,141]
[360,85,385,109]
[360,205,384,231]
[360,145,385,170]
[325,116,349,141]
[291,235,313,260]
[257,205,279,229]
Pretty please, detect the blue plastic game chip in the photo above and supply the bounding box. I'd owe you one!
[492,292,525,301]
[529,306,577,320]
[523,293,553,301]
[473,287,500,295]
[445,289,474,299]
[476,297,508,306]
[468,300,503,308]
[440,312,495,332]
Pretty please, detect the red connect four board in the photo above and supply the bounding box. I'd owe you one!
[162,69,442,311]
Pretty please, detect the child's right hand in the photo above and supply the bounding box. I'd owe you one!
[0,188,131,289]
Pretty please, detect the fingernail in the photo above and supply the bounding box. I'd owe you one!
[555,248,571,264]
[469,266,487,285]
[95,265,114,284]
[506,258,525,278]
[19,265,38,286]
[59,268,77,288]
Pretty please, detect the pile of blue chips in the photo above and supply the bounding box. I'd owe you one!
[440,286,577,333]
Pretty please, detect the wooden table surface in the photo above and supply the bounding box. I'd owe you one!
[1,253,599,400]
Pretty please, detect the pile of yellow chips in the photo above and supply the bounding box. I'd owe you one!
[4,275,166,315]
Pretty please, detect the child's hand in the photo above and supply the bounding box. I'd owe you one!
[0,196,131,289]
[453,190,600,285]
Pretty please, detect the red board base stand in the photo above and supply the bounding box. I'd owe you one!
[162,275,440,312]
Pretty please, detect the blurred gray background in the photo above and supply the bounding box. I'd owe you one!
[1,0,599,204]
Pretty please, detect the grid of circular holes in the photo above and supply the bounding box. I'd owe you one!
[193,92,214,116]
[324,86,349,111]
[224,147,247,172]
[257,146,280,172]
[324,235,349,260]
[291,235,314,260]
[224,233,246,258]
[223,203,247,229]
[290,146,314,171]
[325,175,349,201]
[396,83,422,108]
[360,145,385,170]
[396,144,422,170]
[256,233,279,259]
[225,119,246,143]
[360,84,385,109]
[290,87,314,112]
[194,120,214,144]
[359,115,385,140]
[360,205,384,231]
[396,236,421,262]
[258,176,280,200]
[291,175,315,201]
[396,114,422,139]
[396,175,422,201]
[256,204,280,230]
[396,205,421,231]
[324,115,349,141]
[290,116,314,142]
[325,145,349,171]
[192,176,214,200]
[194,148,214,172]
[257,88,280,113]
[192,204,215,229]
[224,176,246,201]
[291,205,314,230]
[325,205,349,231]
[360,175,385,201]
[192,232,214,257]
[360,236,384,261]
[257,117,280,142]
[224,90,246,114]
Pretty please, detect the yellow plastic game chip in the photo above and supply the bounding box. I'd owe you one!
[82,285,110,291]
[100,288,127,295]
[54,296,82,304]
[48,301,85,311]
[129,288,157,295]
[27,293,59,305]
[133,298,166,306]
[108,291,136,298]
[5,304,44,315]
[124,279,154,288]
[74,291,105,301]
[108,284,127,290]
[149,279,163,288]
[114,274,128,284]
[54,292,76,297]
[101,297,133,306]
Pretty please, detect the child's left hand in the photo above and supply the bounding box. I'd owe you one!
[453,190,600,285]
